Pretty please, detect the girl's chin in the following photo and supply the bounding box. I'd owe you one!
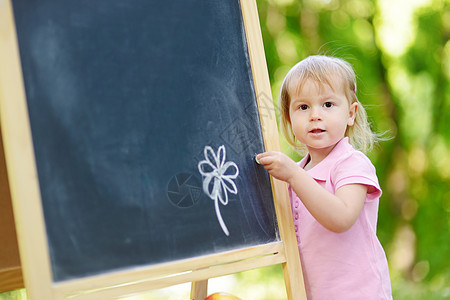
[305,143,338,153]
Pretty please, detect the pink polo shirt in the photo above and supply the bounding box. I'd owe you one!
[290,137,392,299]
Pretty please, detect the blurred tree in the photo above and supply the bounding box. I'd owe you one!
[256,0,450,298]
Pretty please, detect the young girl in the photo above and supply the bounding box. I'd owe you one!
[256,55,392,299]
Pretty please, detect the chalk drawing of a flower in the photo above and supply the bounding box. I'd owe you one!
[198,145,239,236]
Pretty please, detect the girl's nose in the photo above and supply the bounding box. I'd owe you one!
[309,107,322,121]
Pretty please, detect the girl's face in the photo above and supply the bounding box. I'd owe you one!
[288,77,357,157]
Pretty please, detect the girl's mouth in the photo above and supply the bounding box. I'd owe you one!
[310,128,325,134]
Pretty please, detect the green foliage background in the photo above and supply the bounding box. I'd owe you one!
[1,0,448,299]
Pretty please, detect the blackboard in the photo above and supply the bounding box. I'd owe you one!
[11,0,279,282]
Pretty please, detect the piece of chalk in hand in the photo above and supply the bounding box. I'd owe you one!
[255,154,261,164]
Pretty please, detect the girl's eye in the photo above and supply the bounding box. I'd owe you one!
[324,102,334,108]
[299,104,308,110]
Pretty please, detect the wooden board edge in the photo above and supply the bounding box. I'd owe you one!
[0,1,54,299]
[0,122,23,293]
[52,241,284,298]
[0,267,24,293]
[239,1,307,299]
[59,250,286,300]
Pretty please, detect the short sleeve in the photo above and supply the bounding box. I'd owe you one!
[331,152,382,202]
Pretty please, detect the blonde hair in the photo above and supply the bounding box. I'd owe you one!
[279,55,377,154]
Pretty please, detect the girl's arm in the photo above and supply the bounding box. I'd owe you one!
[256,151,367,233]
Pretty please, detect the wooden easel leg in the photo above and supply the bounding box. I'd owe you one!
[190,280,208,300]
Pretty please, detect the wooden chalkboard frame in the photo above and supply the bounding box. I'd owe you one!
[0,0,306,299]
[0,126,24,293]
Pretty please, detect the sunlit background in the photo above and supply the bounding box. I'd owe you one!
[2,0,449,299]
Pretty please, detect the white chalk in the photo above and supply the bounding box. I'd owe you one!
[255,154,261,165]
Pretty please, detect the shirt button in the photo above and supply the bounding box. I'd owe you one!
[295,201,299,208]
[294,225,298,232]
[294,212,299,220]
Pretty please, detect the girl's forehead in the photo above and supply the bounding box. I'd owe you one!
[288,74,344,97]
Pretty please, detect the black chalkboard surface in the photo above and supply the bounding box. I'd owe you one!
[12,0,279,282]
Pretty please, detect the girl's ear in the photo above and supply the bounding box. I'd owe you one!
[347,102,358,126]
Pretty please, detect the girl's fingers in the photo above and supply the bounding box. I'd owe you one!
[255,152,269,165]
[255,152,278,165]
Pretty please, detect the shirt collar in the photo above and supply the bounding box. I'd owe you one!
[298,137,353,181]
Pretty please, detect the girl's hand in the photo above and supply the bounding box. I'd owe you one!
[256,151,300,184]
[257,152,368,233]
